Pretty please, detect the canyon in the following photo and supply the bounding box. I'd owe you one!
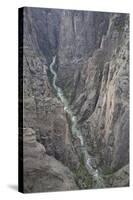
[20,7,129,192]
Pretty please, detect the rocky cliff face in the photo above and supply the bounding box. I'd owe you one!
[21,7,129,192]
[71,14,129,171]
[57,12,129,184]
[57,11,109,102]
[23,128,77,193]
[22,7,80,192]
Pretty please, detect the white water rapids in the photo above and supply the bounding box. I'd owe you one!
[49,56,104,188]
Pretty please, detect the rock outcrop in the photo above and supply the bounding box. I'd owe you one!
[23,128,77,193]
[104,164,129,187]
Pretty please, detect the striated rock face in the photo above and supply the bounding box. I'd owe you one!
[23,128,77,193]
[55,12,129,183]
[71,14,129,171]
[20,7,129,192]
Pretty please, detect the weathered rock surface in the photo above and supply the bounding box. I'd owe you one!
[111,165,129,187]
[56,12,129,184]
[104,164,129,187]
[72,14,129,171]
[23,128,77,193]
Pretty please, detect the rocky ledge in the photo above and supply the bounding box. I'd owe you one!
[23,128,78,193]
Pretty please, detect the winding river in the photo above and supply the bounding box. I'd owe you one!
[49,56,104,188]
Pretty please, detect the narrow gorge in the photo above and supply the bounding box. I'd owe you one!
[20,7,129,193]
[49,55,105,188]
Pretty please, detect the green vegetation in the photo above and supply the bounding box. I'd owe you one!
[102,166,114,176]
[65,105,93,189]
[47,68,58,97]
[63,86,72,101]
[72,153,93,189]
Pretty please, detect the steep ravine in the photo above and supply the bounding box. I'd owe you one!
[49,13,129,187]
[49,56,105,188]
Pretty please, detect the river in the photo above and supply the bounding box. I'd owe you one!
[49,56,105,188]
